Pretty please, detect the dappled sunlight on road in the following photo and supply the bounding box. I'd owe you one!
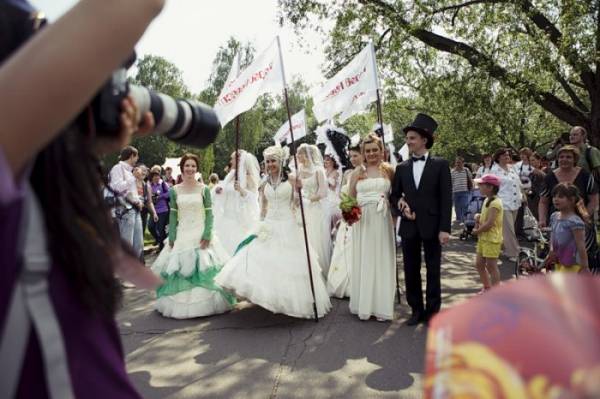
[119,232,498,398]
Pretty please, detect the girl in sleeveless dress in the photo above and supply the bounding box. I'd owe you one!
[152,154,235,319]
[348,133,397,321]
[215,145,331,319]
[212,150,261,255]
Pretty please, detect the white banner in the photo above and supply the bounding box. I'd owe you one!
[273,109,306,144]
[214,39,284,128]
[222,51,241,91]
[311,42,379,122]
[339,89,378,122]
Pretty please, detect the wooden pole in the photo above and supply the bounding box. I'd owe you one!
[234,116,240,181]
[375,89,386,150]
[283,88,319,322]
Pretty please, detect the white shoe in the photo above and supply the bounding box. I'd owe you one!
[508,257,517,262]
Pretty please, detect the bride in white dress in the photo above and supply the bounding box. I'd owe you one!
[212,150,260,255]
[152,154,235,319]
[295,144,332,274]
[327,145,364,298]
[348,133,397,321]
[215,144,331,319]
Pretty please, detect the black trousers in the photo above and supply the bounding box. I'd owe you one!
[148,211,169,248]
[401,234,442,316]
[140,208,149,235]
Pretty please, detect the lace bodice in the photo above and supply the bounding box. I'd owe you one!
[176,189,205,231]
[264,181,294,221]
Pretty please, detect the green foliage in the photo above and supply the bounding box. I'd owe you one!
[130,55,195,168]
[199,37,318,173]
[278,0,600,151]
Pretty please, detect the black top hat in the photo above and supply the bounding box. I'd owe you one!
[403,113,438,149]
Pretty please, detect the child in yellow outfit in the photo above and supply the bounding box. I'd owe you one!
[473,174,503,293]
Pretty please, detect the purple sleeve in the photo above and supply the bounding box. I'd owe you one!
[160,183,170,200]
[0,147,27,206]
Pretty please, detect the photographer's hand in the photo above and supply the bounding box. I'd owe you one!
[114,248,162,290]
[93,96,155,156]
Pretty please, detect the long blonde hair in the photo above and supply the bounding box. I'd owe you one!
[360,132,394,180]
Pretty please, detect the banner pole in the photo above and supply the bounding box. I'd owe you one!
[233,51,242,182]
[277,36,319,322]
[234,116,240,181]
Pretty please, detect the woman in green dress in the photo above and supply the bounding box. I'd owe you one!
[152,153,235,318]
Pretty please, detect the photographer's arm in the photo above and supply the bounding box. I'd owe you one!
[201,186,213,248]
[0,0,165,176]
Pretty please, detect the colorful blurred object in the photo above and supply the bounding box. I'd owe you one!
[425,274,600,398]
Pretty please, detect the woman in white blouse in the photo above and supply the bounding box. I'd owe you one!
[475,154,494,178]
[490,148,522,260]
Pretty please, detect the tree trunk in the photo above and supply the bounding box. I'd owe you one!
[589,94,600,147]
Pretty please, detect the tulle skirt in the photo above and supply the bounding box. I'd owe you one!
[215,216,331,319]
[152,231,235,319]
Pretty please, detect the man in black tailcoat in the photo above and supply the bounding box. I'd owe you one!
[391,113,452,325]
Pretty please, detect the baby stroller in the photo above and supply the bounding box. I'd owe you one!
[459,191,485,240]
[514,224,554,278]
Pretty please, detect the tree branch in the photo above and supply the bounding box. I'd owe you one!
[596,0,600,83]
[430,0,506,14]
[375,28,392,51]
[359,0,590,128]
[426,0,595,93]
[555,71,589,113]
[516,0,595,90]
[569,79,587,89]
[327,28,391,76]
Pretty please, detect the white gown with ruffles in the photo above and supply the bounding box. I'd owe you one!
[212,178,260,255]
[152,187,235,319]
[349,177,396,320]
[215,181,331,319]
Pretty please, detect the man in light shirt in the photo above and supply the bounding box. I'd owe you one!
[109,146,144,259]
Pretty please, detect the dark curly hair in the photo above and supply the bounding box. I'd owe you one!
[326,128,351,171]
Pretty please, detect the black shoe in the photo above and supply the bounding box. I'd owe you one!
[405,312,424,326]
[423,311,438,326]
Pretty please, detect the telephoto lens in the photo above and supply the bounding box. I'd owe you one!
[92,66,221,148]
[129,85,221,148]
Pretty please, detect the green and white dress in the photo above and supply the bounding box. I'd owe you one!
[152,183,235,319]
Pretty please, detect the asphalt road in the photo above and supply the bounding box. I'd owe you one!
[118,232,515,399]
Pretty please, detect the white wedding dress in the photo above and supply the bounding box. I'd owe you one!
[327,184,352,298]
[349,177,396,320]
[212,176,260,255]
[300,171,332,275]
[215,181,331,319]
[152,185,235,319]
